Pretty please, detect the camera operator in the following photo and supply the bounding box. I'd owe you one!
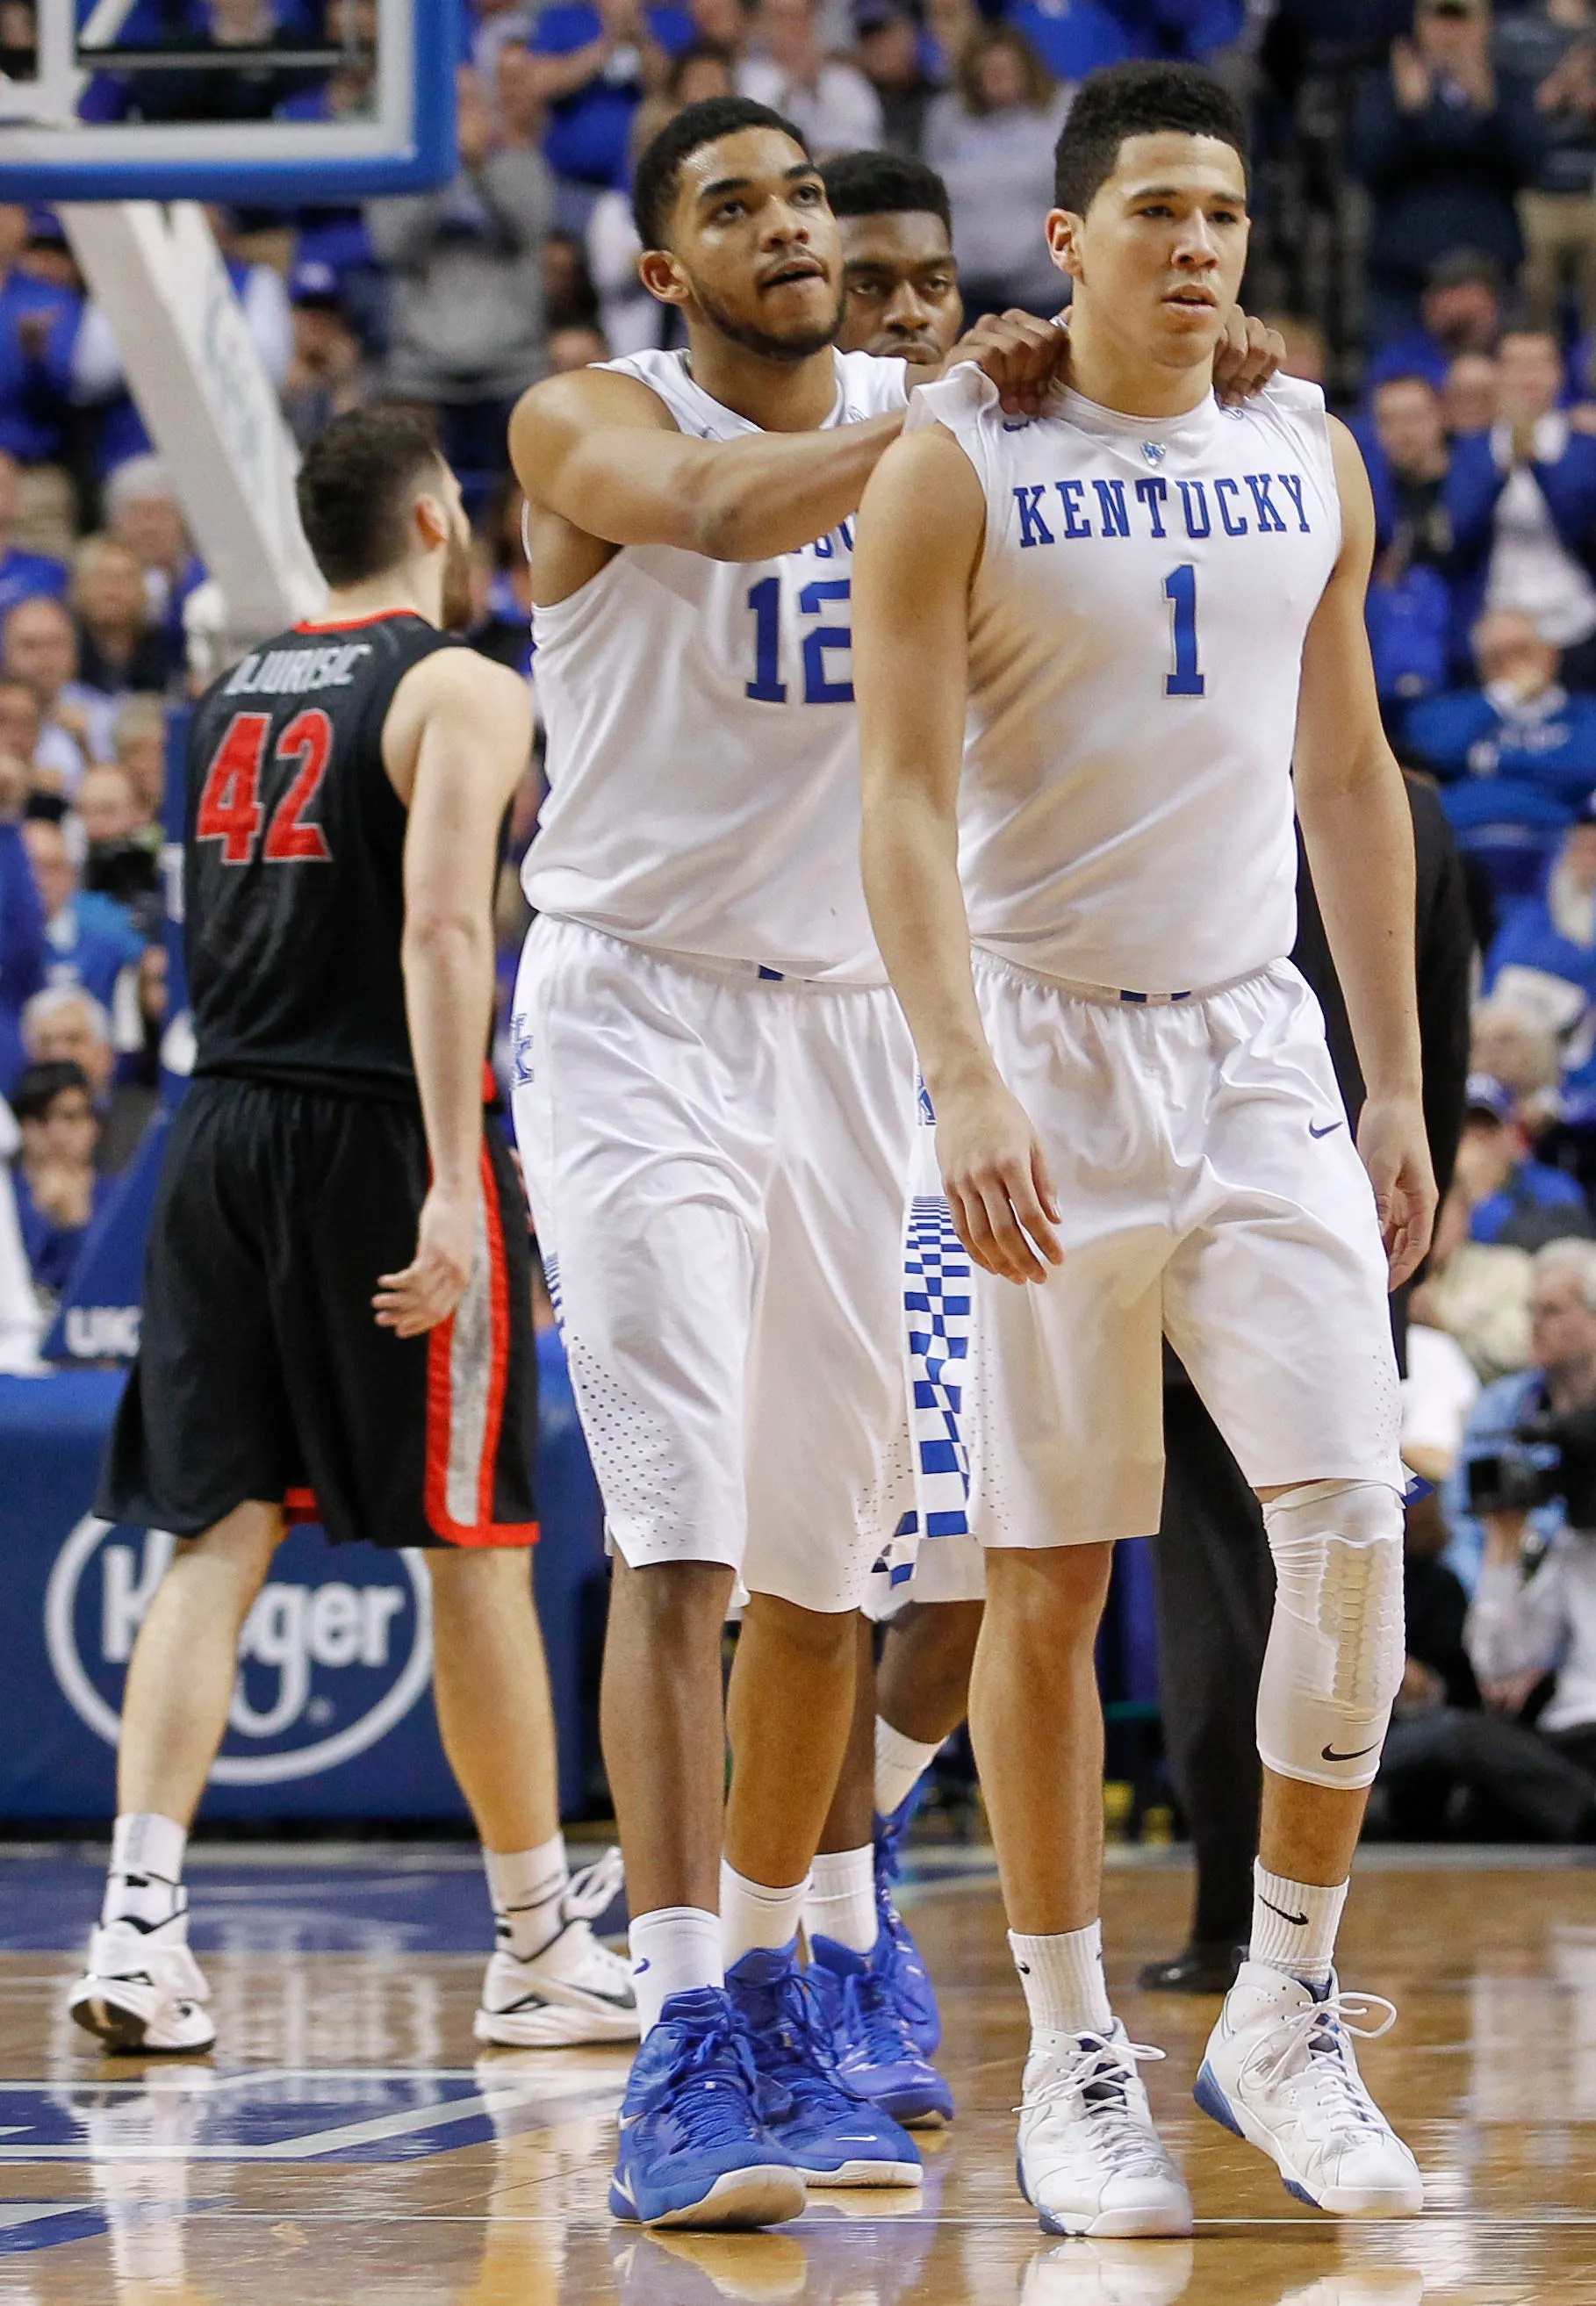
[1466,1237,1596,1789]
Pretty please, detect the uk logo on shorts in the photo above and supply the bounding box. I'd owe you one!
[45,1519,434,1785]
[511,1015,536,1090]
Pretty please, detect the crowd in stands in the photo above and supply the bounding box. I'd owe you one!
[12,0,1596,1833]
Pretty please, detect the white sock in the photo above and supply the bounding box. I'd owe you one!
[1249,1861,1348,1986]
[484,1834,569,1962]
[720,1859,808,1967]
[805,1846,878,1956]
[875,1717,942,1820]
[1010,1921,1113,2050]
[629,1905,723,2036]
[103,1813,187,1930]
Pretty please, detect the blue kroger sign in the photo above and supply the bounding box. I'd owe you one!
[46,1519,434,1785]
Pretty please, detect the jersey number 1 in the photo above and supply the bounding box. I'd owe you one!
[196,709,334,866]
[1163,564,1204,698]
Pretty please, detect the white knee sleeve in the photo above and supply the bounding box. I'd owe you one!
[1256,1478,1405,1790]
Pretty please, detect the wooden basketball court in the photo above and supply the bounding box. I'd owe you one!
[2,1846,1592,2302]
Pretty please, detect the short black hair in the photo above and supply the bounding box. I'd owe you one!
[295,403,448,590]
[1052,61,1247,215]
[821,150,952,238]
[11,1058,90,1123]
[632,96,809,251]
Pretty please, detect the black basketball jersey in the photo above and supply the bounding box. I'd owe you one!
[184,610,460,1101]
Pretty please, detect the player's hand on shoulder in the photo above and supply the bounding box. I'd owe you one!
[1355,1092,1437,1291]
[1212,310,1284,406]
[373,1182,477,1338]
[941,309,1068,418]
[935,1074,1064,1286]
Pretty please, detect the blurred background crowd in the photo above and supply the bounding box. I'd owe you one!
[11,0,1596,1835]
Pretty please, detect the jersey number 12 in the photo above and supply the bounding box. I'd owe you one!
[744,578,853,705]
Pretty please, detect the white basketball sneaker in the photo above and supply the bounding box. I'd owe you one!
[474,1848,640,2047]
[1195,1961,1423,2216]
[68,1914,215,2054]
[1016,2022,1194,2238]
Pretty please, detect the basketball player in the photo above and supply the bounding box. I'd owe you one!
[68,407,636,2060]
[510,96,1280,2229]
[854,61,1433,2236]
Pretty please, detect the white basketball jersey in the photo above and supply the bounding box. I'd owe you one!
[523,347,909,983]
[910,367,1342,995]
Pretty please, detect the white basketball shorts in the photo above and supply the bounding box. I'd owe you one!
[960,952,1405,1549]
[510,916,917,1613]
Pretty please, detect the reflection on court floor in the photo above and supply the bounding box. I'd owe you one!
[4,1847,1596,2302]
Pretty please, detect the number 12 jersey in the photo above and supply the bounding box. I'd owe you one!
[523,347,909,986]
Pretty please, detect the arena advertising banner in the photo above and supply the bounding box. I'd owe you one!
[0,1354,606,1820]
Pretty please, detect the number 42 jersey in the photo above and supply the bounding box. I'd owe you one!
[913,366,1343,998]
[523,348,909,986]
[183,610,459,1098]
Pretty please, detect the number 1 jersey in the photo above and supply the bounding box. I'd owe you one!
[184,609,459,1098]
[914,366,1342,996]
[522,347,909,986]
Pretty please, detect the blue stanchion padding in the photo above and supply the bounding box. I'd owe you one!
[0,1329,607,1822]
[42,1110,169,1365]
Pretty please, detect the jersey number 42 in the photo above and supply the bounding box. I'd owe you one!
[196,709,335,866]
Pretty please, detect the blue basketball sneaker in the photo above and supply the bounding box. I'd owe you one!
[724,1942,923,2187]
[608,1987,807,2230]
[808,1932,955,2129]
[875,1797,941,2056]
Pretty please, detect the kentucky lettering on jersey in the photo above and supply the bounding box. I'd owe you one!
[523,346,909,984]
[908,368,1342,996]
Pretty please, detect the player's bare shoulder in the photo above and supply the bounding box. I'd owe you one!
[383,643,533,808]
[510,366,680,506]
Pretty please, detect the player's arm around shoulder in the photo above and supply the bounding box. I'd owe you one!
[1294,413,1437,1289]
[853,426,1061,1289]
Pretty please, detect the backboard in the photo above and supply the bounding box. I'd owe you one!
[0,0,457,200]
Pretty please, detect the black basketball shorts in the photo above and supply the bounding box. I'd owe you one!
[97,1076,539,1550]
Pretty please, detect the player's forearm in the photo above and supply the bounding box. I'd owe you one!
[861,785,997,1101]
[403,915,492,1200]
[691,413,904,560]
[1297,747,1423,1103]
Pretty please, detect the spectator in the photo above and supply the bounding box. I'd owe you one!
[1449,329,1596,689]
[524,0,693,198]
[548,320,611,370]
[0,750,43,1096]
[1445,347,1502,434]
[924,26,1071,320]
[854,1,937,155]
[1002,0,1137,84]
[0,203,80,469]
[0,1092,42,1369]
[279,261,369,450]
[69,536,171,699]
[367,68,554,492]
[1453,1070,1592,1247]
[19,982,152,1171]
[924,0,974,84]
[1486,808,1596,1028]
[586,40,737,351]
[9,1056,108,1299]
[0,675,67,808]
[1369,248,1506,396]
[1417,1180,1535,1381]
[738,0,884,156]
[1350,2,1542,350]
[1262,312,1326,384]
[1405,609,1596,894]
[1366,371,1457,705]
[0,448,65,618]
[1473,993,1565,1108]
[1,595,113,787]
[76,761,160,926]
[111,696,166,829]
[1463,1239,1596,1796]
[21,816,143,1014]
[1498,0,1596,334]
[103,458,203,669]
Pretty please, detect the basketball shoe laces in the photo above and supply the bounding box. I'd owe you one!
[840,1955,921,2065]
[1018,2033,1171,2175]
[1238,1989,1398,2137]
[740,1964,858,2112]
[636,2004,787,2147]
[559,1848,626,1928]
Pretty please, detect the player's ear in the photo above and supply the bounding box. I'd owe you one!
[638,247,694,310]
[412,492,449,554]
[1047,208,1084,285]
